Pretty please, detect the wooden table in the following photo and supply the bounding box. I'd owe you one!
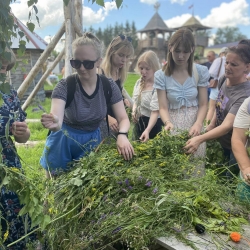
[156,225,250,250]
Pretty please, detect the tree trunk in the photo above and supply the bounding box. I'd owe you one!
[64,1,74,77]
[22,48,65,111]
[17,23,65,100]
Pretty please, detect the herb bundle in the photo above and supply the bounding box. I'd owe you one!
[44,130,250,249]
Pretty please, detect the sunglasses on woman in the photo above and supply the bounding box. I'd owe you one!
[118,34,132,42]
[70,58,99,70]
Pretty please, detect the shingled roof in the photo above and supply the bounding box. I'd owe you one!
[138,12,174,33]
[175,16,211,31]
[11,16,47,50]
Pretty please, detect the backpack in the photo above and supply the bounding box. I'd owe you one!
[48,74,112,136]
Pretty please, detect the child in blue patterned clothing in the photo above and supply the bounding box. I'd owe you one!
[0,49,36,249]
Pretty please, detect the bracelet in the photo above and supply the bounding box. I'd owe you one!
[164,120,172,125]
[117,132,128,137]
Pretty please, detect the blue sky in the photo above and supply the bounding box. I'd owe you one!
[10,0,250,50]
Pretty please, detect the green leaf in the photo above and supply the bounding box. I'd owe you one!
[115,0,123,8]
[96,0,105,7]
[63,0,70,6]
[33,5,38,14]
[70,177,83,186]
[41,215,51,230]
[0,81,11,95]
[26,22,35,32]
[27,0,34,7]
[18,31,24,38]
[35,15,40,27]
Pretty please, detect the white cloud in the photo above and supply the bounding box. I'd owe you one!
[165,0,250,30]
[202,0,250,28]
[165,14,194,28]
[82,1,117,26]
[10,0,117,31]
[140,0,158,4]
[170,0,187,5]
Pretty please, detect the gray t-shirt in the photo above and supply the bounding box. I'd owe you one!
[52,74,123,131]
[216,80,250,149]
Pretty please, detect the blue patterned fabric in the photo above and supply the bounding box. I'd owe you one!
[0,89,36,249]
[154,64,209,110]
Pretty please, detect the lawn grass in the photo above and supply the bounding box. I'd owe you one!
[124,73,140,96]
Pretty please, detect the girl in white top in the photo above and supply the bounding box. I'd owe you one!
[132,50,163,142]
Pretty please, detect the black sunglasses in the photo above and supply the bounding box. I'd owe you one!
[118,34,132,43]
[70,58,99,70]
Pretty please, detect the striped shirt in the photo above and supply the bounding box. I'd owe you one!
[52,74,123,131]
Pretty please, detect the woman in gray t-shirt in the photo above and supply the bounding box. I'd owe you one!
[185,39,250,177]
[40,33,134,175]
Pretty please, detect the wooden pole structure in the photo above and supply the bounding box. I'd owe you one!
[73,0,83,37]
[21,48,65,111]
[63,0,74,77]
[17,23,65,100]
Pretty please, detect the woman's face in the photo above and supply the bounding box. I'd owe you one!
[225,52,249,80]
[171,45,193,66]
[111,49,130,69]
[73,45,101,78]
[138,61,154,82]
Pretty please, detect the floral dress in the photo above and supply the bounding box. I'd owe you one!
[0,89,35,249]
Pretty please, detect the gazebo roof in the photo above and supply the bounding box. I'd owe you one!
[174,16,211,31]
[11,15,47,50]
[138,12,174,33]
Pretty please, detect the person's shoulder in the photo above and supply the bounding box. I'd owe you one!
[154,69,166,78]
[195,63,208,71]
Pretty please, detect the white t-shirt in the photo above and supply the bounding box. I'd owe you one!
[233,97,250,184]
[209,56,226,100]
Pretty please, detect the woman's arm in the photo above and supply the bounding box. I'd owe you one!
[112,100,134,160]
[140,111,159,142]
[189,87,208,136]
[157,89,174,130]
[41,98,65,131]
[184,113,235,153]
[12,121,30,143]
[232,127,250,182]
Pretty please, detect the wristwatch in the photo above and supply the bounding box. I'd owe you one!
[117,132,128,137]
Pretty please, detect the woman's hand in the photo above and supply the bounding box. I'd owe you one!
[189,122,202,137]
[205,122,215,132]
[164,122,174,131]
[11,121,28,137]
[108,116,119,132]
[241,167,250,184]
[140,130,150,142]
[132,112,138,123]
[116,135,134,160]
[184,136,202,154]
[41,113,60,131]
[124,99,131,108]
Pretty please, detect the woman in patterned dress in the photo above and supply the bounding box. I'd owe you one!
[0,49,36,249]
[154,28,209,176]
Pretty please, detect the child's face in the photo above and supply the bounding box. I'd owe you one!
[138,61,154,82]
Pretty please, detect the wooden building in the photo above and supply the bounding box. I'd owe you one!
[11,16,47,102]
[130,3,174,71]
[173,16,211,56]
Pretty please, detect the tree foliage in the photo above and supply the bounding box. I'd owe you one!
[214,26,247,45]
[84,21,138,50]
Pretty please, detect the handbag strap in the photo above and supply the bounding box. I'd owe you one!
[216,58,223,78]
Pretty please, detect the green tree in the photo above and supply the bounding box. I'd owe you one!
[214,26,247,44]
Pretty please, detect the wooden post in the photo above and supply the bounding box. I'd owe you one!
[21,48,65,111]
[74,0,83,37]
[17,23,65,100]
[64,0,74,77]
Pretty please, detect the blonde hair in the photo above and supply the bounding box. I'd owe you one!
[135,50,161,94]
[0,48,16,71]
[72,32,103,59]
[101,35,134,85]
[163,28,195,77]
